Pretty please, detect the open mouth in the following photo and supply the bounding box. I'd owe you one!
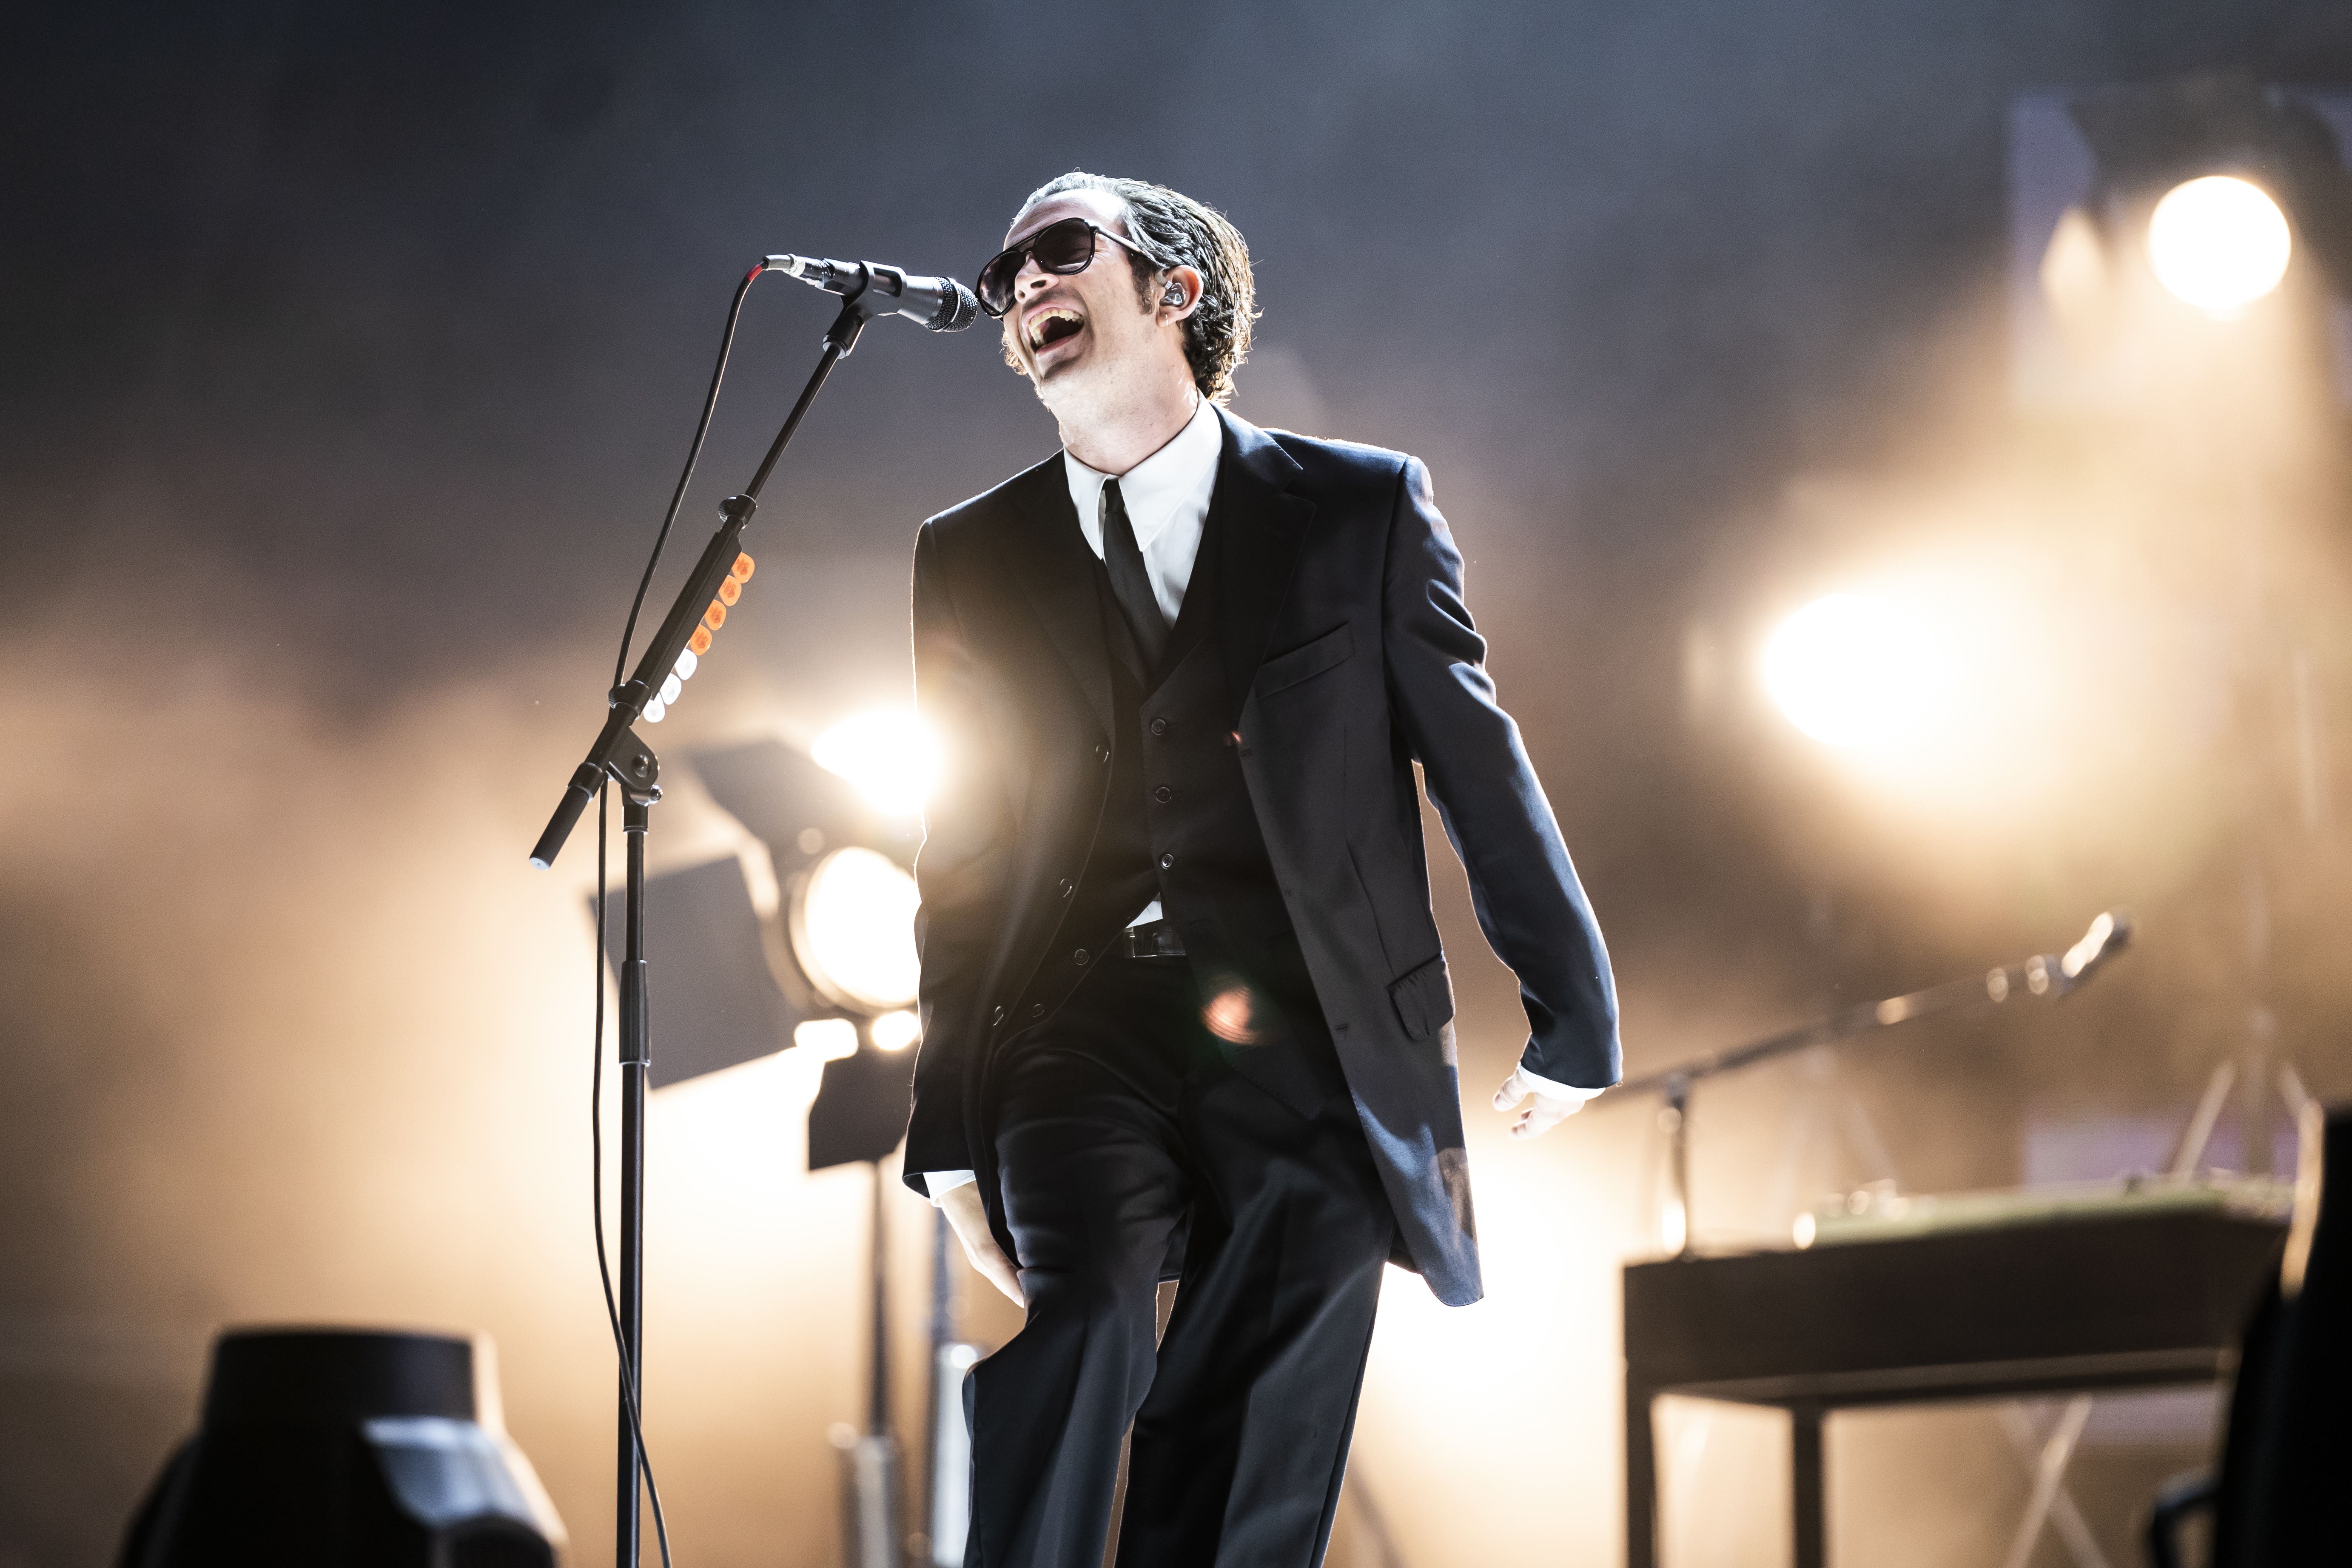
[1026,306,1084,352]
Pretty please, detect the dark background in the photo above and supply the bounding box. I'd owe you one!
[5,3,2351,1565]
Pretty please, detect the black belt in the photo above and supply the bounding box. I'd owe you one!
[1120,919,1187,959]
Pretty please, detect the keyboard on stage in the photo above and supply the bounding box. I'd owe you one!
[1621,1177,2291,1568]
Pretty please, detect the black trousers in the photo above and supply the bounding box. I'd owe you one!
[964,946,1395,1568]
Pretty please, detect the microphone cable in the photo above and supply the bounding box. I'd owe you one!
[588,258,767,1568]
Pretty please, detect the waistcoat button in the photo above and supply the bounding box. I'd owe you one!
[1149,717,1168,735]
[1057,878,1074,897]
[1159,852,1176,870]
[1153,785,1172,802]
[991,1005,1005,1025]
[1028,1002,1046,1019]
[1073,948,1089,966]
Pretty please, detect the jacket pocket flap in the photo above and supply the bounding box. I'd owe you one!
[1387,953,1455,1041]
[1254,623,1353,697]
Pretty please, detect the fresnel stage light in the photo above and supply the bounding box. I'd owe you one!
[595,716,931,1099]
[2062,76,2352,320]
[791,844,923,1014]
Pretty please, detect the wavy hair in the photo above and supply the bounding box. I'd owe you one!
[1014,171,1257,405]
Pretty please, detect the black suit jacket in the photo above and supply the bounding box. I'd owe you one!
[904,409,1618,1306]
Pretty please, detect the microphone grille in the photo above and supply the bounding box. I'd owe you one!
[931,281,981,333]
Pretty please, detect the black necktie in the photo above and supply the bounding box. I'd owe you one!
[1100,478,1168,672]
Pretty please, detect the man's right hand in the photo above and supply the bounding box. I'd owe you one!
[940,1182,1025,1305]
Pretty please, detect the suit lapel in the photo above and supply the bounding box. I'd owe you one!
[1211,410,1316,723]
[996,455,1116,735]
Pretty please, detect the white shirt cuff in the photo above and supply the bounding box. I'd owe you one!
[919,1169,977,1204]
[1515,1065,1607,1102]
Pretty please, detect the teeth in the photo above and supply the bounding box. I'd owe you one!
[1027,307,1082,349]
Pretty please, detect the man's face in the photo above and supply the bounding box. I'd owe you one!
[997,189,1171,398]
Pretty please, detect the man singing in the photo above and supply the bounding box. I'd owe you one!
[902,172,1620,1568]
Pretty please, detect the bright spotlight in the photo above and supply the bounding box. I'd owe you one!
[2147,175,2292,315]
[789,847,920,1013]
[812,711,940,817]
[1761,593,1945,748]
[869,1009,920,1052]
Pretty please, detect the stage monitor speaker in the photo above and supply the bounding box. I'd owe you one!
[117,1326,565,1568]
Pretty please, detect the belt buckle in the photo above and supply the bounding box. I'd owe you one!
[1124,919,1186,960]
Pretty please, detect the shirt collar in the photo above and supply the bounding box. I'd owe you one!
[1064,397,1223,554]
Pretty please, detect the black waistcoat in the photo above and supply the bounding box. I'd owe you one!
[1008,505,1346,1118]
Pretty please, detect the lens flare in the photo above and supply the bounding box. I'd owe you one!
[868,1009,920,1052]
[792,1017,860,1061]
[2147,175,2292,316]
[1761,593,1946,748]
[812,710,941,817]
[1203,985,1260,1045]
[789,847,921,1013]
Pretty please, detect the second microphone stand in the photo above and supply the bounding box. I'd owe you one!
[1606,911,2130,1259]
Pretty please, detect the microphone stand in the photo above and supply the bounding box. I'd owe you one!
[527,285,891,1568]
[1603,911,2131,1260]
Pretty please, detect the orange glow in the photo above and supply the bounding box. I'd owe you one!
[687,626,712,656]
[716,577,741,606]
[702,600,726,630]
[730,552,755,581]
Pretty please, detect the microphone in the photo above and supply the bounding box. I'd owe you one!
[764,254,980,332]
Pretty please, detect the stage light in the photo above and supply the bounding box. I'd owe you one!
[869,1009,920,1052]
[812,711,940,817]
[1761,593,1946,748]
[790,847,921,1013]
[2148,175,2293,315]
[605,856,801,1089]
[120,1329,563,1568]
[794,1017,860,1061]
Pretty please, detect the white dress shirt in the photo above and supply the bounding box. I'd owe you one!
[918,401,1593,1204]
[1063,392,1224,631]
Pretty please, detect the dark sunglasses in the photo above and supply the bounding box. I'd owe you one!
[976,217,1150,318]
